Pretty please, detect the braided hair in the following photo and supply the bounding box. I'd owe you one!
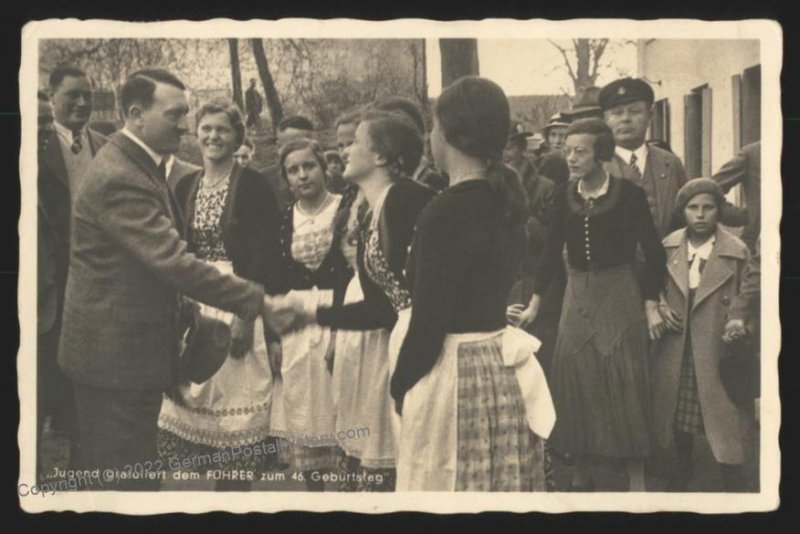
[435,76,527,226]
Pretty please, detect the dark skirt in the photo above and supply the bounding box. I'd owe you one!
[549,263,652,458]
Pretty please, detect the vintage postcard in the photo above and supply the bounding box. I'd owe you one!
[18,17,781,513]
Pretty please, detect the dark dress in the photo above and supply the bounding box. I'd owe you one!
[534,175,666,458]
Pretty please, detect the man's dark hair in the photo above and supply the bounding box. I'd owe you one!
[335,107,362,129]
[119,68,186,118]
[277,114,313,133]
[49,64,87,91]
[372,96,426,134]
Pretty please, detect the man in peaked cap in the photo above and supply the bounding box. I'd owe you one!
[600,77,688,238]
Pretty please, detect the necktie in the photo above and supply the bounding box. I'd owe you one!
[70,130,83,154]
[629,153,642,180]
[158,158,168,181]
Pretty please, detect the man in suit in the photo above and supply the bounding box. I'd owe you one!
[245,78,263,129]
[57,68,270,489]
[38,66,109,469]
[600,77,688,239]
[713,141,761,254]
[165,154,202,192]
[263,114,314,210]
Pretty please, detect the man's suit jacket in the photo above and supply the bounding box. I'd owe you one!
[604,145,688,238]
[713,141,760,253]
[166,156,202,192]
[58,132,264,392]
[37,127,108,335]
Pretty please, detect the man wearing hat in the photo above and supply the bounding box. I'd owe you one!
[600,77,688,239]
[562,86,604,122]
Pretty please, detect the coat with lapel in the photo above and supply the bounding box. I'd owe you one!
[37,127,108,334]
[604,144,688,239]
[58,132,265,392]
[166,156,202,193]
[651,226,751,464]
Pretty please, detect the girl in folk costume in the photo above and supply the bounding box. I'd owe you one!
[511,118,667,491]
[390,76,555,491]
[157,100,280,490]
[269,138,351,491]
[287,109,435,491]
[652,178,754,491]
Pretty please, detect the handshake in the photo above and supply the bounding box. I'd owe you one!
[262,293,318,336]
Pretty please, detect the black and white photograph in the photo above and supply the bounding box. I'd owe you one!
[17,18,781,513]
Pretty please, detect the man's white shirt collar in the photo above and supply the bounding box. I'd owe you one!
[615,143,648,174]
[54,120,84,144]
[121,127,164,170]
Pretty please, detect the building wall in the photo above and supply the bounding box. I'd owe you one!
[637,39,760,174]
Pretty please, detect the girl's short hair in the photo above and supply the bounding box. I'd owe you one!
[195,98,246,149]
[277,137,328,182]
[564,118,615,162]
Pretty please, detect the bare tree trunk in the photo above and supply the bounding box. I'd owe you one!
[228,39,244,111]
[439,39,479,89]
[250,38,284,132]
[420,40,429,109]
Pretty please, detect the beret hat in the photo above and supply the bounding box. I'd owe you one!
[675,177,726,211]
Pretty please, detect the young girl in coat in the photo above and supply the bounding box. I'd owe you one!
[653,178,753,491]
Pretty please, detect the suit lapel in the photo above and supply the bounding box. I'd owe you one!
[604,154,629,180]
[645,148,668,220]
[665,231,689,299]
[112,133,184,232]
[43,130,69,188]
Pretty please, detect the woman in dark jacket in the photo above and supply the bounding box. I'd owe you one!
[510,118,667,491]
[157,99,281,490]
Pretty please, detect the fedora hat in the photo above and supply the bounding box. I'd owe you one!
[562,86,603,121]
[177,305,231,385]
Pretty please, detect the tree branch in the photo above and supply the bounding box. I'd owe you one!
[548,39,577,84]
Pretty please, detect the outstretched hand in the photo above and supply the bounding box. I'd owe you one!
[265,294,312,335]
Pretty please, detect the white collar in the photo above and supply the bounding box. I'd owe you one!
[577,172,610,200]
[615,144,648,168]
[54,120,84,142]
[121,127,163,168]
[369,183,394,229]
[688,234,716,260]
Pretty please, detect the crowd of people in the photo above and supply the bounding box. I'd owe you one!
[36,61,762,493]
